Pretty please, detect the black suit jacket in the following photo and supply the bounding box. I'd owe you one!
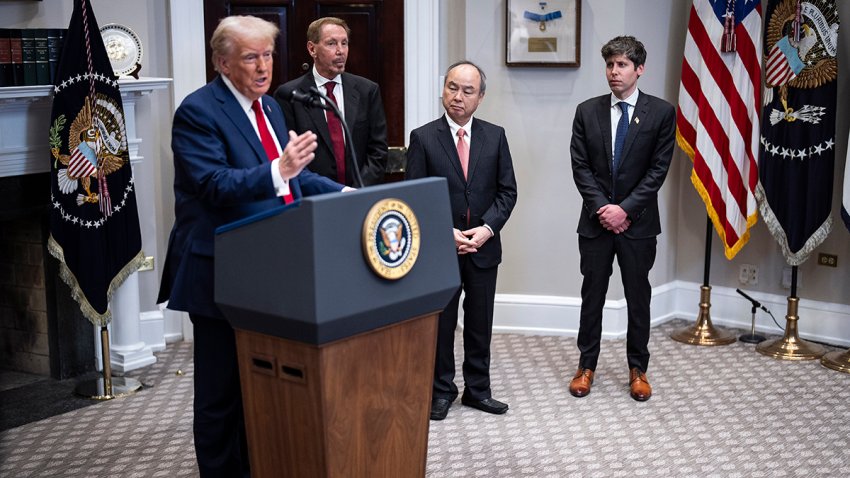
[274,72,388,186]
[406,116,517,269]
[571,91,675,239]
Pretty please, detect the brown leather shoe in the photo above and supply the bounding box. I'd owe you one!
[569,367,594,397]
[629,368,652,401]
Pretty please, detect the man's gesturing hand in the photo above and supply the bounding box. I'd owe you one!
[278,130,318,180]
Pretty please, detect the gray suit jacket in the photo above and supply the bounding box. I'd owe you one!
[571,91,676,239]
[274,72,388,186]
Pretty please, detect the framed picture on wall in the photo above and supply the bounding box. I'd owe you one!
[506,0,581,67]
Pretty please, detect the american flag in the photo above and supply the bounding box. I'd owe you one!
[676,0,762,259]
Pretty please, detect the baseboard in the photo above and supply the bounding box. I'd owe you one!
[490,281,850,347]
[139,310,166,353]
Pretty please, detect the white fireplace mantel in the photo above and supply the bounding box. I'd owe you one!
[0,77,171,178]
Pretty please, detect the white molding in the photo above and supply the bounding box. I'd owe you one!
[405,0,441,143]
[168,0,207,109]
[0,77,170,178]
[140,310,167,353]
[490,281,850,347]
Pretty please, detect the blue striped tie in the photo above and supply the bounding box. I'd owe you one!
[612,101,630,197]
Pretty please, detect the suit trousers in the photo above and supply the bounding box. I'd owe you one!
[433,256,498,402]
[189,314,250,478]
[577,233,657,372]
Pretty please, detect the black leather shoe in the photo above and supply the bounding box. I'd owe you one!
[430,398,451,420]
[460,396,509,415]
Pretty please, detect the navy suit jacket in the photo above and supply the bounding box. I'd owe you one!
[406,116,517,269]
[274,72,388,186]
[157,76,343,318]
[571,91,675,239]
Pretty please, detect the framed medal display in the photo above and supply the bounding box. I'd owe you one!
[506,0,581,67]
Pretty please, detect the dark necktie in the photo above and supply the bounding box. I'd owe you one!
[324,82,346,184]
[612,101,630,197]
[252,100,293,204]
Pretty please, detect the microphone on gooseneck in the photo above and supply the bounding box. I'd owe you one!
[289,89,329,110]
[736,288,768,312]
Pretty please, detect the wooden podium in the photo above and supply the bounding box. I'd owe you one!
[215,178,459,477]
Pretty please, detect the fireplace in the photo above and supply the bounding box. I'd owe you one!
[1,76,172,380]
[0,173,94,379]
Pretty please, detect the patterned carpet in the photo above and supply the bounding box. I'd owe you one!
[1,320,848,477]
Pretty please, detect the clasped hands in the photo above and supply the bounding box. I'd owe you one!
[597,204,631,234]
[278,130,318,180]
[454,226,493,255]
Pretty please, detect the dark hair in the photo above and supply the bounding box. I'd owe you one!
[600,36,646,68]
[444,60,487,95]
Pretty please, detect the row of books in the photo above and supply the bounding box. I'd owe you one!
[0,29,68,87]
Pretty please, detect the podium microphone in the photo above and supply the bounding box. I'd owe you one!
[735,288,767,344]
[288,87,365,188]
[289,89,328,110]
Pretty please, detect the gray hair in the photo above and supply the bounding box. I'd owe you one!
[444,60,487,95]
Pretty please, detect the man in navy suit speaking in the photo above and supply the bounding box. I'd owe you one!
[157,15,344,477]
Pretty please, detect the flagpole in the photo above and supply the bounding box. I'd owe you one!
[670,216,736,345]
[74,326,142,400]
[757,266,826,360]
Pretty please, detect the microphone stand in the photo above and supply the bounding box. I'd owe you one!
[302,87,365,189]
[736,288,766,344]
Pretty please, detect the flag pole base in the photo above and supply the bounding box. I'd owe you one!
[756,297,825,360]
[820,349,850,374]
[670,285,737,346]
[74,376,142,400]
[74,326,142,399]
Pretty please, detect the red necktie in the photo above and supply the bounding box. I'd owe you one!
[252,100,293,204]
[324,82,347,184]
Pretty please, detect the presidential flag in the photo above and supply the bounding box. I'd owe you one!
[756,0,839,265]
[47,0,143,326]
[677,0,762,260]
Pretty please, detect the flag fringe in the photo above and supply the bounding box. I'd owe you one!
[47,234,144,327]
[675,128,696,162]
[755,182,833,266]
[679,129,757,260]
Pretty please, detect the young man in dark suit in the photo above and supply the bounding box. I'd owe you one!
[274,17,388,187]
[569,36,676,402]
[157,15,345,477]
[406,61,518,421]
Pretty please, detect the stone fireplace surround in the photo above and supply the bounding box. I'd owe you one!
[0,77,170,379]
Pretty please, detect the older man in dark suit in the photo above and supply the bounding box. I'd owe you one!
[157,15,344,477]
[274,17,388,187]
[569,36,676,402]
[406,61,518,421]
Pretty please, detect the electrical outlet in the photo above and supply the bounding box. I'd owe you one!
[817,253,838,267]
[139,256,155,272]
[738,264,758,286]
